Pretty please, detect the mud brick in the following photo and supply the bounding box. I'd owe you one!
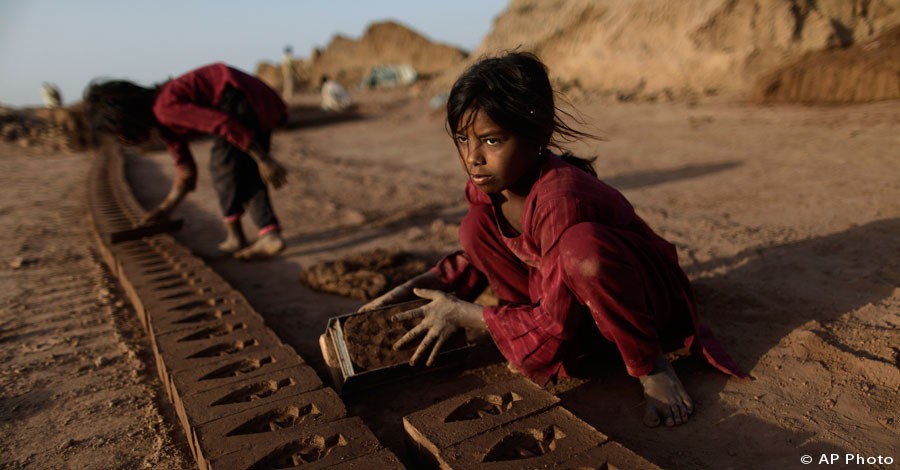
[139,283,233,308]
[154,326,284,396]
[114,268,151,332]
[326,449,405,469]
[154,321,283,363]
[127,280,232,314]
[194,388,347,469]
[551,441,662,469]
[155,324,283,371]
[438,406,609,470]
[146,240,198,260]
[170,343,307,397]
[143,290,248,319]
[178,364,322,431]
[403,376,561,460]
[149,303,266,339]
[126,257,207,279]
[109,240,153,258]
[122,259,211,288]
[122,258,216,286]
[112,243,155,259]
[125,265,220,290]
[148,293,253,328]
[174,364,323,456]
[206,417,384,470]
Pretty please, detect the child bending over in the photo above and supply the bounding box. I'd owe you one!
[84,63,288,260]
[361,52,746,427]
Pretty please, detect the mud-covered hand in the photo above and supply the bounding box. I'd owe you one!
[358,271,446,312]
[392,288,485,367]
[247,143,287,189]
[140,181,188,226]
[258,157,287,189]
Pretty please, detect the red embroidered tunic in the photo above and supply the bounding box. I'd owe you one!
[431,155,746,385]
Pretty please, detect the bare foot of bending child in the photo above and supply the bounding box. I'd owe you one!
[234,231,285,260]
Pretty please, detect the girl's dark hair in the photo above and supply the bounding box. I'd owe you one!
[83,80,158,144]
[446,51,597,176]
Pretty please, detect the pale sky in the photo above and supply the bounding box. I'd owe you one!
[0,0,509,107]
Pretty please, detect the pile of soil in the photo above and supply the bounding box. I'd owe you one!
[257,21,467,93]
[341,301,466,371]
[0,104,92,151]
[299,248,428,300]
[754,24,900,103]
[432,0,900,100]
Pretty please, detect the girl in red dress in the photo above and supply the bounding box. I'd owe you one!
[362,52,745,427]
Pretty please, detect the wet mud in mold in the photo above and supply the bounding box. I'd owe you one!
[342,302,466,371]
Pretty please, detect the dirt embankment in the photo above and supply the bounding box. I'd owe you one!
[257,21,467,92]
[432,0,900,102]
[755,23,900,103]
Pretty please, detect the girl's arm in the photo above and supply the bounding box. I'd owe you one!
[357,270,449,311]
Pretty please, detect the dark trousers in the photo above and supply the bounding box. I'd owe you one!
[210,87,279,231]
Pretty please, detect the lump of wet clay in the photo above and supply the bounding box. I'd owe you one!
[299,249,428,300]
[342,302,466,372]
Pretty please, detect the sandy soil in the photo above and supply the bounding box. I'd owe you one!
[2,88,898,469]
[0,147,192,468]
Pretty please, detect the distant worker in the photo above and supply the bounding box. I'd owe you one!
[83,62,289,260]
[41,83,62,108]
[320,75,352,112]
[282,45,295,100]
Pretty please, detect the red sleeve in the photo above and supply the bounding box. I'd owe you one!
[154,95,256,151]
[429,251,488,302]
[481,195,582,384]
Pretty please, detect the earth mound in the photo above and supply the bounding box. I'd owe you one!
[257,21,467,92]
[434,0,900,101]
[754,24,900,103]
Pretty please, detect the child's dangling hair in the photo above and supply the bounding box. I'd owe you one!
[446,51,598,176]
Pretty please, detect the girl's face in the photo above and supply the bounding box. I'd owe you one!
[454,109,540,198]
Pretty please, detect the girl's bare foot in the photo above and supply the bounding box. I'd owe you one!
[217,220,247,253]
[638,355,693,427]
[234,232,285,260]
[217,232,248,253]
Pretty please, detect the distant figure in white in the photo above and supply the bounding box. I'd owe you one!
[41,83,62,108]
[320,75,352,112]
[281,45,295,100]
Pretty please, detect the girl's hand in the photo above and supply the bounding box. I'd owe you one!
[358,271,446,312]
[247,143,287,189]
[357,281,417,312]
[392,288,485,367]
[259,158,287,189]
[140,181,188,226]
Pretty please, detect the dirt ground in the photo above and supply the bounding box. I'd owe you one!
[0,148,192,468]
[2,88,898,469]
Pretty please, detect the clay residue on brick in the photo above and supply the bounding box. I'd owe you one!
[482,425,566,462]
